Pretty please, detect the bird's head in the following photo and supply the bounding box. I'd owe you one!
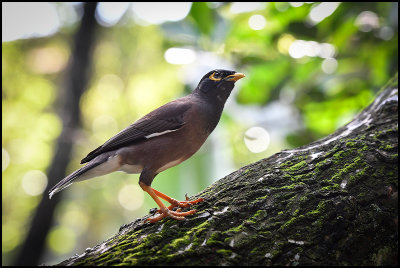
[195,69,245,103]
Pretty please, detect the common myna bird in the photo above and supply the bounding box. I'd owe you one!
[49,69,245,223]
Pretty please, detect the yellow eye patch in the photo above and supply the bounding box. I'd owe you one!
[209,72,222,81]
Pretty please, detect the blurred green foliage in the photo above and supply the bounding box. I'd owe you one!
[2,2,397,265]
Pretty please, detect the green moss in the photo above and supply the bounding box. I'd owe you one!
[307,201,326,217]
[227,223,246,234]
[169,234,190,249]
[299,195,308,202]
[255,194,269,200]
[247,209,267,224]
[260,230,272,237]
[217,249,233,257]
[279,160,293,168]
[349,165,369,183]
[345,157,361,170]
[346,141,356,147]
[329,156,364,183]
[96,252,117,264]
[287,160,307,172]
[289,173,310,183]
[280,215,305,231]
[191,220,210,234]
[361,145,369,151]
[380,143,394,150]
[313,157,332,174]
[292,209,300,216]
[250,246,268,257]
[280,184,296,190]
[332,149,354,161]
[320,184,340,191]
[206,231,224,246]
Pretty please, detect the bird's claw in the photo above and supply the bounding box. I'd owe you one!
[149,196,204,222]
[156,197,204,213]
[173,196,205,208]
[147,207,197,223]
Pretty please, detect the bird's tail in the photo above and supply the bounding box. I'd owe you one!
[48,159,105,199]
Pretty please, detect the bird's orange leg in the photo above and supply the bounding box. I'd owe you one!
[139,182,203,223]
[151,188,204,210]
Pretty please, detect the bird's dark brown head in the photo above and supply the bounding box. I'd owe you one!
[194,69,245,103]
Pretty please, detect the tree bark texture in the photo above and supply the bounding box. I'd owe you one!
[55,75,398,266]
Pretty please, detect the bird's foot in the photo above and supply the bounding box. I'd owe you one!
[142,185,205,223]
[166,195,205,210]
[147,207,197,223]
[152,189,204,211]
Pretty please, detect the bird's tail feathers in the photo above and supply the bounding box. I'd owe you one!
[48,160,104,199]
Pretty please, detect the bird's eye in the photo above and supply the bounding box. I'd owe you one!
[209,72,222,81]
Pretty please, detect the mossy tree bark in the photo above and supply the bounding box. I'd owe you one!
[55,76,398,266]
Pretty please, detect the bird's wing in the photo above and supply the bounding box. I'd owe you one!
[80,98,192,164]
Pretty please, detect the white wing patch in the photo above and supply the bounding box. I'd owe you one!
[145,129,179,139]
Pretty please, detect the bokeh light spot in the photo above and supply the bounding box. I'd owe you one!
[27,46,68,74]
[289,2,304,8]
[244,126,270,153]
[118,184,144,211]
[2,2,60,42]
[2,148,10,172]
[21,170,48,196]
[321,58,338,74]
[131,2,192,25]
[248,15,267,30]
[164,48,197,65]
[355,11,380,32]
[378,26,394,40]
[96,2,130,27]
[230,2,266,14]
[47,226,76,254]
[309,2,340,24]
[60,203,90,235]
[289,40,336,59]
[277,34,296,55]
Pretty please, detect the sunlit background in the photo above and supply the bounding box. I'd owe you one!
[2,2,398,265]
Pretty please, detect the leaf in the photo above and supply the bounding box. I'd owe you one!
[189,2,214,36]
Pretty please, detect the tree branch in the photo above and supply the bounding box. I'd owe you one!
[54,75,398,266]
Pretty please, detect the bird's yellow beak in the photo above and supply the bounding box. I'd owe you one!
[225,73,245,82]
